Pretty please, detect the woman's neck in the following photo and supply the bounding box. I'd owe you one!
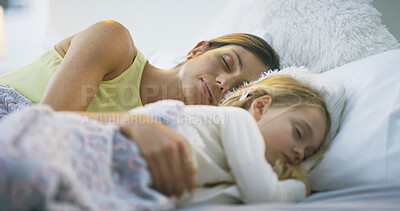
[139,63,183,105]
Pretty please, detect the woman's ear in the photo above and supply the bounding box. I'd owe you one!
[187,40,210,59]
[249,95,273,121]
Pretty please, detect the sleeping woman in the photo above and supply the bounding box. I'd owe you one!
[0,20,279,114]
[0,74,331,210]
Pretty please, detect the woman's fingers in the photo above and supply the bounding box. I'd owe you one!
[154,125,197,197]
[170,142,184,198]
[119,115,197,197]
[159,139,187,198]
[146,141,186,197]
[146,155,163,194]
[159,144,175,196]
[143,146,174,196]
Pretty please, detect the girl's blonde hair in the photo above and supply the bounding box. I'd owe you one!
[220,74,331,180]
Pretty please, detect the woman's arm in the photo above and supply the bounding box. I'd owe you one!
[74,111,197,198]
[41,20,136,111]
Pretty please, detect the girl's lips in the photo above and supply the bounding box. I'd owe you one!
[282,154,294,165]
[201,79,215,104]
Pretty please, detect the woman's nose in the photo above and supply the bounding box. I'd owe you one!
[216,75,236,93]
[216,78,230,93]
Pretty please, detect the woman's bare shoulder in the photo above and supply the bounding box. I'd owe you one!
[54,35,73,58]
[54,20,137,78]
[55,20,136,63]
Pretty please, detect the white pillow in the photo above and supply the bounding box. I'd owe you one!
[307,49,400,191]
[200,0,399,73]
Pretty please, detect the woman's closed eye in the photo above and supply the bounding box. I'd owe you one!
[221,55,232,73]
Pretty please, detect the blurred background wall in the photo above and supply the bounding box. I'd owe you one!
[0,0,229,73]
[0,0,398,74]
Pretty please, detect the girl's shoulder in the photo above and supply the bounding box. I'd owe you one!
[182,105,256,126]
[129,100,256,128]
[185,105,251,117]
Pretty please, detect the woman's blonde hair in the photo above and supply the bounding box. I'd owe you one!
[220,74,331,180]
[178,33,279,71]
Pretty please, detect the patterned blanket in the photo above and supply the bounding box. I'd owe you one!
[0,105,173,210]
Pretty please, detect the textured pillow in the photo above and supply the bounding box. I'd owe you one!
[200,0,399,73]
[307,49,400,191]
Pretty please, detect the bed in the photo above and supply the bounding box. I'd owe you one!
[2,0,400,210]
[178,48,400,210]
[180,183,400,211]
[158,0,399,209]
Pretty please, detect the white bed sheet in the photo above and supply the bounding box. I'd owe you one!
[180,183,400,211]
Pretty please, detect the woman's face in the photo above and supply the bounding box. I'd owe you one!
[179,44,268,105]
[250,97,327,166]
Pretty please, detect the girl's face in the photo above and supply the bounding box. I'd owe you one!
[249,96,327,166]
[179,42,268,105]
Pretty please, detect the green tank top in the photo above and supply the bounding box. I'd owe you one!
[0,46,147,112]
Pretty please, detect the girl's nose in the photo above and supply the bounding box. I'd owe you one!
[292,147,305,164]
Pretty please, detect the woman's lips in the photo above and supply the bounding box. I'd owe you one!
[201,79,215,104]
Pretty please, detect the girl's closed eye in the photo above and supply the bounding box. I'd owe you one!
[304,148,314,160]
[294,126,303,140]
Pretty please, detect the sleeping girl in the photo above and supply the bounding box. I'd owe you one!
[0,74,331,210]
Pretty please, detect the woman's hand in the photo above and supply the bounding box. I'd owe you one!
[119,114,197,198]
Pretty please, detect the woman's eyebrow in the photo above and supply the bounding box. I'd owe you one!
[232,49,243,69]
